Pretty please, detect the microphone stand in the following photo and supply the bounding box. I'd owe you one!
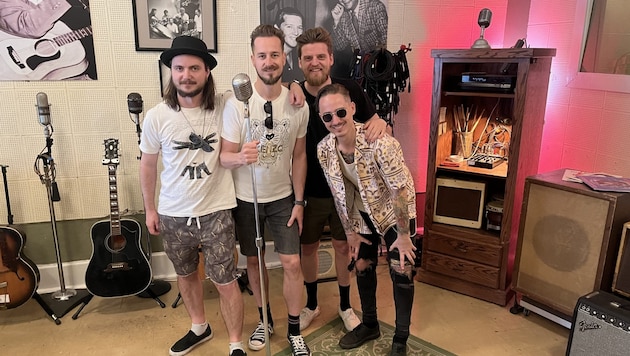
[33,129,91,324]
[244,102,271,356]
[134,116,142,160]
[131,112,170,305]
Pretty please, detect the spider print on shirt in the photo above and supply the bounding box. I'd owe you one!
[173,132,218,152]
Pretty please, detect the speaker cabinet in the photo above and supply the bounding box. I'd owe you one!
[317,239,337,281]
[513,169,630,318]
[613,222,630,297]
[566,290,630,355]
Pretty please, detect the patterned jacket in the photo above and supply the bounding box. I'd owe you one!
[317,122,416,235]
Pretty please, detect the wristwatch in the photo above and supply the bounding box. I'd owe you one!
[294,200,307,207]
[288,80,301,89]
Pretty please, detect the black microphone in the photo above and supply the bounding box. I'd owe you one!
[36,92,52,138]
[127,92,143,125]
[478,8,492,28]
[127,92,143,159]
[232,73,253,104]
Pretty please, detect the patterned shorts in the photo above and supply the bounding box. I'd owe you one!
[159,210,238,285]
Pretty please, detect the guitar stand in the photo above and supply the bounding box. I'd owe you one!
[137,280,170,308]
[32,289,92,325]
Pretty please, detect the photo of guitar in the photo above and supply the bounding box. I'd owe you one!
[0,165,40,310]
[85,139,152,298]
[0,21,92,81]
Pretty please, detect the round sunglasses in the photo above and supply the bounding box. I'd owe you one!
[320,108,347,123]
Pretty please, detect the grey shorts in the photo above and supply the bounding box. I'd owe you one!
[234,195,300,257]
[159,210,238,285]
[300,196,346,244]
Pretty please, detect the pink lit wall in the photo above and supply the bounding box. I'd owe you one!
[394,0,630,195]
[527,0,630,177]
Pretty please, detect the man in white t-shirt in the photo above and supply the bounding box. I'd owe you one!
[139,35,246,356]
[220,24,310,356]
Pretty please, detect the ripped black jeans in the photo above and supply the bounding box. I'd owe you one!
[353,211,417,340]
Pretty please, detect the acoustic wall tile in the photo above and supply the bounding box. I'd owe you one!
[595,153,630,178]
[604,92,630,114]
[561,145,596,171]
[78,175,110,219]
[0,136,31,180]
[102,0,135,42]
[598,110,630,157]
[117,175,145,214]
[565,106,602,149]
[402,5,433,47]
[66,89,122,134]
[9,180,42,224]
[569,89,605,109]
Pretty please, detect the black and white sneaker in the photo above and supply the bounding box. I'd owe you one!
[169,325,213,356]
[230,348,247,356]
[248,321,274,351]
[288,334,311,356]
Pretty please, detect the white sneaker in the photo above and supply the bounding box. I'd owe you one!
[338,307,361,331]
[299,306,321,331]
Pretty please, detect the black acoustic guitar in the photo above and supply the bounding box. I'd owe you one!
[85,139,152,298]
[0,165,40,309]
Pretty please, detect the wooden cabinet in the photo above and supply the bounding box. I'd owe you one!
[418,48,556,306]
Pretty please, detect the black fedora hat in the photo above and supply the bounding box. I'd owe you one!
[160,36,217,70]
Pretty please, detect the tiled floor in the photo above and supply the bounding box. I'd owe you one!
[0,260,569,355]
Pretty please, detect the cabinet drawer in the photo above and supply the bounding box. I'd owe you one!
[425,232,502,267]
[423,251,500,289]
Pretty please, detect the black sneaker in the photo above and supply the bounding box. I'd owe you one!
[248,321,274,351]
[390,341,407,356]
[169,325,213,356]
[338,323,380,349]
[230,349,247,356]
[287,334,311,356]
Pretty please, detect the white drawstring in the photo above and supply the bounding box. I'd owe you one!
[186,216,201,229]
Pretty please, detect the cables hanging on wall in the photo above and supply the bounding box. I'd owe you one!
[351,44,412,130]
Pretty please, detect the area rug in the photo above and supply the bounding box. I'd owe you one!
[274,317,455,356]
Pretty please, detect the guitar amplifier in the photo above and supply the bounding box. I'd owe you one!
[566,290,630,355]
[613,222,630,297]
[318,239,337,281]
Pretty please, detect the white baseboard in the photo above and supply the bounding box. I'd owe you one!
[36,252,177,294]
[37,243,283,294]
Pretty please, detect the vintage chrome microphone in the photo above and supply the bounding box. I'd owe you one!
[232,73,271,356]
[471,8,492,49]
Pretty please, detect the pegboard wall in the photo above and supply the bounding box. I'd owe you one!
[0,0,260,224]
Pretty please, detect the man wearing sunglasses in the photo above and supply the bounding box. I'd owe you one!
[316,83,417,356]
[220,24,310,356]
[287,27,388,334]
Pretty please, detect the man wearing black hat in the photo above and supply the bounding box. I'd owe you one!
[139,35,246,356]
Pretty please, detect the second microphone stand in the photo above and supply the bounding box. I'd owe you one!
[33,132,91,324]
[130,106,171,303]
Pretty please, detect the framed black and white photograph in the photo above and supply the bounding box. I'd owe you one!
[132,0,217,52]
[259,0,389,80]
[0,2,98,81]
[159,60,170,96]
